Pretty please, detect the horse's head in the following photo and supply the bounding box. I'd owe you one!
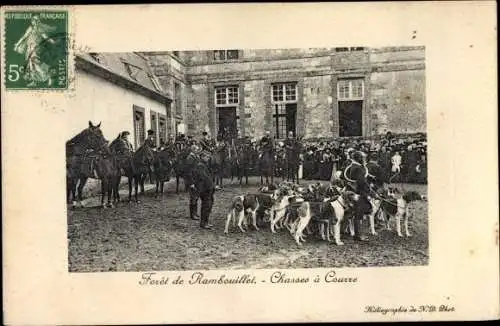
[85,121,107,150]
[67,121,107,153]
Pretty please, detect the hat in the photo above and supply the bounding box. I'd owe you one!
[202,131,208,136]
[147,130,154,135]
[351,151,364,163]
[121,131,130,137]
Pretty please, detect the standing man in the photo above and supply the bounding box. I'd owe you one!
[184,142,202,221]
[344,150,371,242]
[284,131,299,182]
[191,154,216,230]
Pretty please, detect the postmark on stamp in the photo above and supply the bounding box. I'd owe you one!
[4,10,68,90]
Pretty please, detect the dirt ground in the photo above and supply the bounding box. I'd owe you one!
[67,177,428,272]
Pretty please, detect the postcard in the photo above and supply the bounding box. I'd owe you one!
[1,2,498,324]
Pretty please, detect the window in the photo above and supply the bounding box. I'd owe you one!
[174,82,182,115]
[158,114,167,144]
[123,62,140,81]
[215,86,239,106]
[150,112,158,146]
[272,83,297,103]
[337,79,365,101]
[133,106,146,149]
[213,50,239,61]
[335,47,365,52]
[149,74,162,92]
[89,52,101,63]
[271,83,298,139]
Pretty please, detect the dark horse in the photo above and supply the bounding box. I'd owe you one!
[232,140,257,185]
[109,139,155,202]
[152,145,175,196]
[66,122,119,208]
[259,147,275,185]
[172,146,191,194]
[209,141,230,187]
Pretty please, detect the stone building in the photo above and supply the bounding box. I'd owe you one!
[142,46,426,141]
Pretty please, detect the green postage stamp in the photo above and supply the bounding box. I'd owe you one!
[4,10,68,90]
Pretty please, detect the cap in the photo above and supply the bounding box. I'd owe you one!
[351,151,364,163]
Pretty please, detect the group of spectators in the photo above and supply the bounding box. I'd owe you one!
[301,133,427,184]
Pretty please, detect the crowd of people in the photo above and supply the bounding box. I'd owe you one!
[301,133,427,184]
[111,128,426,233]
[154,130,428,185]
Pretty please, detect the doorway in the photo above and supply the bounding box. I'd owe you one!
[218,107,238,140]
[273,103,297,139]
[339,100,363,137]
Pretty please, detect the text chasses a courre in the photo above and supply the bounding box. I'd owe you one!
[139,270,357,286]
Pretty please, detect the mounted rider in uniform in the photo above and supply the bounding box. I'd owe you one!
[145,130,156,149]
[259,130,275,158]
[175,133,187,153]
[199,131,215,155]
[109,131,135,173]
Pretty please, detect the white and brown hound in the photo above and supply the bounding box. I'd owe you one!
[378,188,427,237]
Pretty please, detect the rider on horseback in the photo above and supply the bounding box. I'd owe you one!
[110,131,134,154]
[109,131,135,174]
[200,131,215,154]
[175,133,187,152]
[145,129,156,149]
[259,130,274,158]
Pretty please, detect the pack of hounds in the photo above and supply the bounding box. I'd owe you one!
[224,180,426,246]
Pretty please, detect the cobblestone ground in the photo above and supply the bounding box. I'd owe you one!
[68,177,428,272]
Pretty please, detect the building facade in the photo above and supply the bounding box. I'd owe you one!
[143,46,426,141]
[70,52,171,149]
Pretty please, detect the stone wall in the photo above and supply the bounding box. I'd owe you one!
[369,69,426,134]
[303,75,333,138]
[142,47,426,139]
[186,83,210,136]
[243,80,267,139]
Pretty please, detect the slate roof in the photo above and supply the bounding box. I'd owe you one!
[77,52,168,102]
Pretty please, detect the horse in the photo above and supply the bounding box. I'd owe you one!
[172,146,191,194]
[152,145,175,196]
[109,140,155,202]
[259,147,275,185]
[66,121,118,208]
[209,141,229,187]
[230,141,249,185]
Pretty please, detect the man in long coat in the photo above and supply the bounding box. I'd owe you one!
[191,157,216,230]
[344,150,372,242]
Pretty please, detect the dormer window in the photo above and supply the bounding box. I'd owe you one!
[213,50,239,62]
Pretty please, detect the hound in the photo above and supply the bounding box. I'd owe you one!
[379,188,427,237]
[224,194,261,234]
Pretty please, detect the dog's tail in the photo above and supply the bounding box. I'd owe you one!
[245,197,259,214]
